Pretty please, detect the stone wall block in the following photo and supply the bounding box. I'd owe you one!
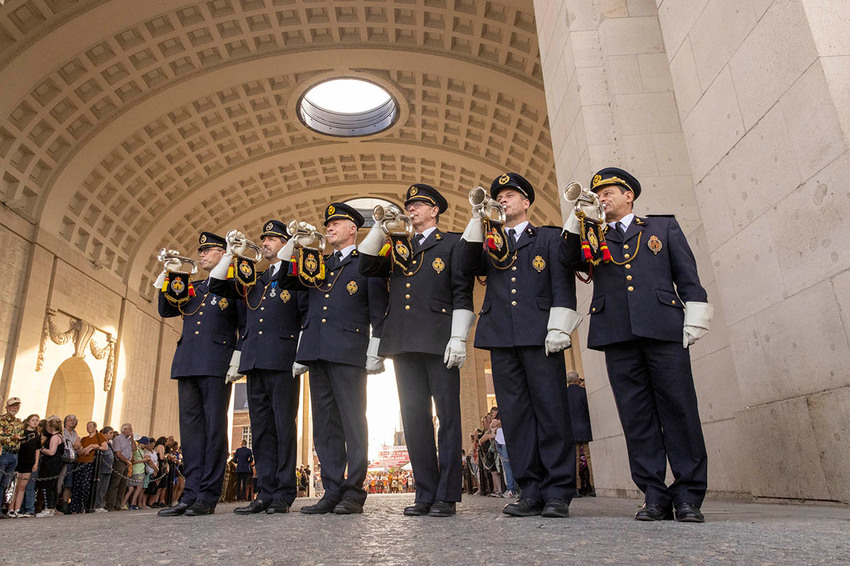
[689,0,757,88]
[657,0,710,59]
[652,132,692,175]
[668,37,703,120]
[821,56,850,146]
[616,92,681,134]
[807,386,850,502]
[801,0,850,56]
[637,52,675,92]
[692,346,743,423]
[600,16,665,56]
[702,418,751,494]
[693,165,735,249]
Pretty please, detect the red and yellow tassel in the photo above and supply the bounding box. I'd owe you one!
[581,240,593,262]
[188,283,195,298]
[379,242,391,257]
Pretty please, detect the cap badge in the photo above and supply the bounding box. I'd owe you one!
[532,255,546,272]
[266,222,273,231]
[499,174,510,185]
[200,234,207,244]
[327,205,335,215]
[592,174,602,186]
[648,235,662,255]
[409,186,419,196]
[432,257,445,274]
[347,280,358,295]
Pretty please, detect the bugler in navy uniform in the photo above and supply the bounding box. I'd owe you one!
[208,220,308,515]
[458,172,581,519]
[561,166,714,523]
[276,203,389,515]
[155,232,244,517]
[358,184,475,517]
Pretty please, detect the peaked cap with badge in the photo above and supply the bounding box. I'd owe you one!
[324,202,365,228]
[490,172,535,204]
[197,231,227,251]
[261,219,290,240]
[405,183,448,214]
[590,167,642,200]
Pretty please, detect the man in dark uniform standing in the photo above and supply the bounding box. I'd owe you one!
[208,220,307,515]
[561,167,713,522]
[458,173,581,518]
[156,232,243,517]
[358,184,475,517]
[277,203,388,515]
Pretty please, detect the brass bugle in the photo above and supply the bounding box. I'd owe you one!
[287,219,326,253]
[468,186,506,225]
[373,204,413,238]
[563,181,605,224]
[157,248,198,274]
[225,229,263,263]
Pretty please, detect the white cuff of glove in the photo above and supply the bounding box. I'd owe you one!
[450,309,477,340]
[210,252,233,281]
[225,350,241,384]
[683,301,714,348]
[367,336,382,359]
[358,222,386,256]
[547,307,582,334]
[153,270,168,290]
[277,238,296,262]
[366,337,384,374]
[563,211,581,235]
[461,215,485,243]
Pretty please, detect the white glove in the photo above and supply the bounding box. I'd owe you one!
[460,209,484,243]
[153,270,168,290]
[225,350,242,384]
[683,301,714,348]
[292,331,309,376]
[277,237,296,262]
[210,252,233,280]
[366,337,384,374]
[444,309,476,369]
[358,220,386,256]
[563,210,581,235]
[544,307,582,356]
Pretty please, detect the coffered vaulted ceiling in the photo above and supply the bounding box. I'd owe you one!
[0,0,559,299]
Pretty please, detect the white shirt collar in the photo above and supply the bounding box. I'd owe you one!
[417,226,438,241]
[336,244,357,260]
[608,212,635,231]
[506,221,529,240]
[268,260,282,276]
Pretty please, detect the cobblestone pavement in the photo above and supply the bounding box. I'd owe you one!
[3,494,849,564]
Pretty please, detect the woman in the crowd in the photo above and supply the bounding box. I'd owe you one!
[58,414,82,513]
[70,421,107,513]
[142,437,159,508]
[150,436,169,507]
[9,414,40,517]
[93,426,115,512]
[35,416,64,517]
[123,437,146,510]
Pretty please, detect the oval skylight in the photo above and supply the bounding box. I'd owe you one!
[299,78,397,137]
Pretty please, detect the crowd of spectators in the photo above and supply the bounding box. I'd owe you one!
[465,407,517,498]
[0,396,183,518]
[364,471,414,494]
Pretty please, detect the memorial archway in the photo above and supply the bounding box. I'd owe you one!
[45,357,95,423]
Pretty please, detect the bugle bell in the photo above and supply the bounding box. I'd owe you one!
[287,220,326,253]
[373,204,414,238]
[563,182,605,224]
[157,248,198,274]
[468,186,506,225]
[225,229,263,263]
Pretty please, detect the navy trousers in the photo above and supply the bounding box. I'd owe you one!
[308,360,368,505]
[603,338,708,507]
[177,376,232,506]
[489,346,576,503]
[246,369,300,505]
[394,353,462,504]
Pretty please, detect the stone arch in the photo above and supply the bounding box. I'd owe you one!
[45,357,95,423]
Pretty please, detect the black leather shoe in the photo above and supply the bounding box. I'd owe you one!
[403,502,432,516]
[428,501,456,517]
[300,497,339,515]
[184,500,216,516]
[266,498,290,514]
[502,498,544,517]
[541,498,570,518]
[333,499,364,515]
[634,503,673,521]
[157,501,191,517]
[674,502,705,523]
[234,498,270,515]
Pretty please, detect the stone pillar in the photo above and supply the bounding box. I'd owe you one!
[533,0,745,498]
[658,0,850,502]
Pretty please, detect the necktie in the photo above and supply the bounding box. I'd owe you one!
[507,228,516,240]
[414,233,425,252]
[269,264,277,280]
[615,221,625,236]
[333,250,342,267]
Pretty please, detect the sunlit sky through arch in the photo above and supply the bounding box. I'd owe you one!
[303,79,392,114]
